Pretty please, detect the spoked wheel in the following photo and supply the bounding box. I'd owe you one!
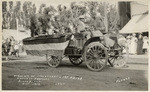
[46,55,61,68]
[84,42,108,72]
[108,45,129,68]
[69,56,83,65]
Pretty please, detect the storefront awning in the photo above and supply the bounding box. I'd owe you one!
[120,13,148,33]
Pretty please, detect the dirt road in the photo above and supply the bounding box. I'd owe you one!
[2,55,148,90]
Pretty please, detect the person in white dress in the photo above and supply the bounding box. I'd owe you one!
[143,36,149,54]
[130,33,138,54]
[14,41,19,57]
[126,35,131,53]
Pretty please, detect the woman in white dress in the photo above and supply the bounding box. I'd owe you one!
[126,35,131,54]
[143,36,149,54]
[130,33,138,54]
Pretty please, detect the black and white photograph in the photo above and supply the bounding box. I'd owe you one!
[1,0,149,91]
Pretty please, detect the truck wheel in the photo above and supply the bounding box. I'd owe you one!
[108,45,129,68]
[84,42,108,72]
[69,56,83,65]
[46,55,61,68]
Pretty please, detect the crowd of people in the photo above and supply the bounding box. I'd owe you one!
[126,33,149,55]
[2,36,22,60]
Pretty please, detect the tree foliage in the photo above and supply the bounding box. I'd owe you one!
[2,1,120,35]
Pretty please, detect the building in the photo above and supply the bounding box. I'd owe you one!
[118,2,131,29]
[119,1,148,35]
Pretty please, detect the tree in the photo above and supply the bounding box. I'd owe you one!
[39,4,46,14]
[97,2,105,17]
[38,6,56,34]
[57,4,62,12]
[2,1,7,13]
[107,5,120,32]
[22,1,35,28]
[15,1,21,26]
[86,1,98,19]
[32,4,36,14]
[8,1,13,28]
[23,1,28,17]
[84,1,120,33]
[2,1,7,29]
[69,2,88,32]
[30,14,40,37]
[9,1,13,9]
[82,1,105,31]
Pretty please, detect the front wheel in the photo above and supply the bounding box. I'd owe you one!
[84,42,108,72]
[69,56,83,65]
[108,45,129,68]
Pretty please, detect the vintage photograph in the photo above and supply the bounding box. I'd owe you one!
[2,0,149,90]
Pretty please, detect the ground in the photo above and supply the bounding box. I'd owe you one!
[2,54,148,90]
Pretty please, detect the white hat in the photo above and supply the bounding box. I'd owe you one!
[127,35,131,39]
[132,33,136,36]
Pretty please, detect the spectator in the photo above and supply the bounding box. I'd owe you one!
[10,37,15,56]
[2,40,7,56]
[126,35,131,53]
[130,33,138,54]
[143,36,149,54]
[4,38,11,61]
[14,41,19,57]
[137,34,143,54]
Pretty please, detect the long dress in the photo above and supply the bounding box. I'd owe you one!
[143,37,149,54]
[126,39,131,52]
[130,36,138,54]
[10,40,15,55]
[137,38,143,54]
